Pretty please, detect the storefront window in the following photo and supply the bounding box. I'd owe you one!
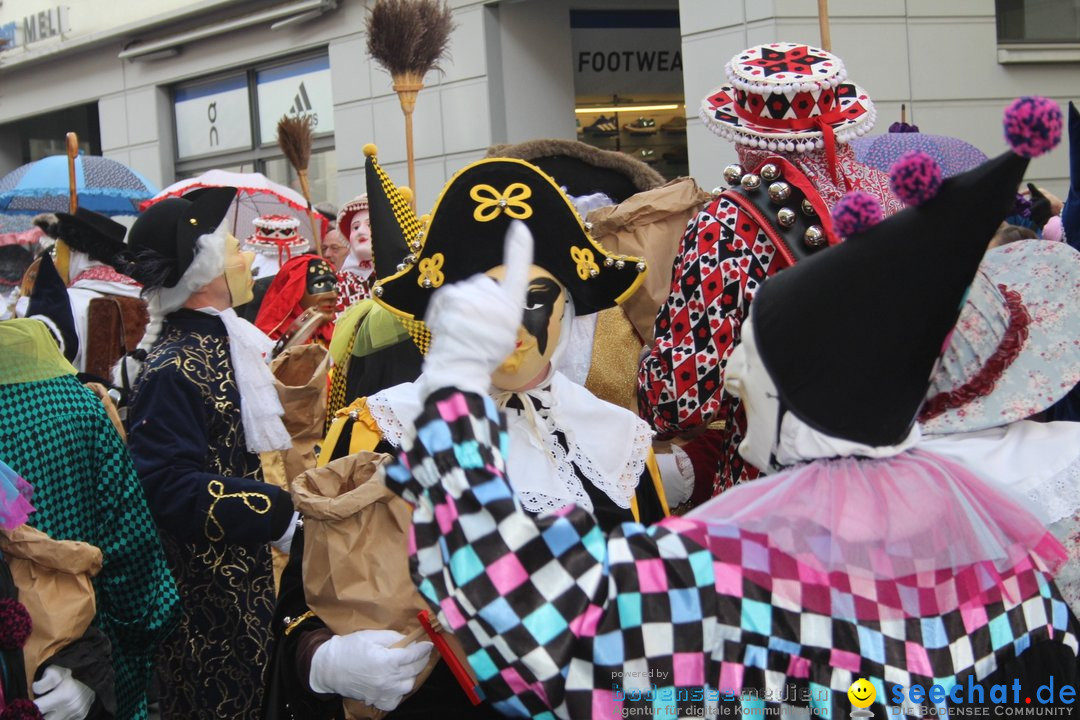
[996,0,1080,43]
[172,53,337,207]
[570,9,686,180]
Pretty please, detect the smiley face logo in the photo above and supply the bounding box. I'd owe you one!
[848,678,876,708]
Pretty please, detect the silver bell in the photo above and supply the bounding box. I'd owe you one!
[768,182,791,204]
[615,259,626,270]
[373,284,384,297]
[759,163,780,181]
[584,221,593,231]
[777,207,797,227]
[801,198,817,216]
[422,277,433,288]
[410,240,421,251]
[635,261,646,272]
[604,256,614,267]
[804,225,826,248]
[396,263,407,272]
[588,267,599,278]
[723,164,745,185]
[740,173,761,191]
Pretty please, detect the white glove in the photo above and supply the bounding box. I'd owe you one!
[308,629,434,711]
[271,510,300,554]
[420,219,534,396]
[33,666,95,720]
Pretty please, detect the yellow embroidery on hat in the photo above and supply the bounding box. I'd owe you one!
[571,246,599,280]
[470,183,533,222]
[418,253,445,288]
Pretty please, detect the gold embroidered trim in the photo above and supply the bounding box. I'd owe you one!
[417,253,445,288]
[205,479,272,542]
[470,182,533,222]
[571,246,599,280]
[284,610,316,636]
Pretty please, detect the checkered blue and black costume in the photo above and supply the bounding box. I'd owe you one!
[387,389,1080,720]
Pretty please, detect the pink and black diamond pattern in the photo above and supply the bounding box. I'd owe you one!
[386,389,1080,720]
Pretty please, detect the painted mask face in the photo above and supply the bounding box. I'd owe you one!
[724,318,783,473]
[224,234,256,307]
[349,210,372,265]
[485,264,567,392]
[300,258,338,314]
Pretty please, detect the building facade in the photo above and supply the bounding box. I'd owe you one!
[0,0,1077,216]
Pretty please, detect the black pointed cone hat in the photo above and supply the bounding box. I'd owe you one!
[364,146,420,281]
[26,253,78,363]
[125,186,237,290]
[750,150,1031,446]
[375,158,646,320]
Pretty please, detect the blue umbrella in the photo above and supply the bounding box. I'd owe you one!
[0,154,158,216]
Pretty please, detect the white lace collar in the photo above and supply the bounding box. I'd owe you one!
[368,372,653,514]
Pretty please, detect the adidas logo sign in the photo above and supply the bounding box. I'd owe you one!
[289,82,317,127]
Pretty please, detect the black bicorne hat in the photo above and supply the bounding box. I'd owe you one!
[124,187,237,290]
[39,208,128,267]
[374,158,646,320]
[750,150,1031,447]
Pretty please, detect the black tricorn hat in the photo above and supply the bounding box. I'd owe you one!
[374,158,646,320]
[37,208,128,267]
[486,138,665,203]
[750,151,1031,447]
[124,187,237,290]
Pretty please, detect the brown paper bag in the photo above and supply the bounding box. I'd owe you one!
[0,525,102,690]
[293,452,448,720]
[587,177,712,344]
[261,344,330,588]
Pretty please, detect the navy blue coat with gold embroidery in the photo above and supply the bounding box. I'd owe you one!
[127,309,293,720]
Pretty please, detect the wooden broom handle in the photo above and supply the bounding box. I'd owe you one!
[817,0,831,51]
[66,132,79,213]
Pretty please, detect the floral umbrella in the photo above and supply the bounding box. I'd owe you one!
[142,170,327,239]
[850,122,988,178]
[0,154,158,215]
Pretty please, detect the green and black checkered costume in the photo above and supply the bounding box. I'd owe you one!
[0,373,180,720]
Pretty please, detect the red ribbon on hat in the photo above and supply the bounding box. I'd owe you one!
[732,104,849,184]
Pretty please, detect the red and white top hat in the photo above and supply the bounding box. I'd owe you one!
[700,42,876,154]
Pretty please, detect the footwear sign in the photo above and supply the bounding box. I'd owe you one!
[256,56,334,140]
[570,9,683,97]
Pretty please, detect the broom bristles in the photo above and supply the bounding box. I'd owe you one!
[366,0,454,79]
[277,115,313,173]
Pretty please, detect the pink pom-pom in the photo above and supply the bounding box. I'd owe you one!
[0,699,43,720]
[889,150,943,206]
[830,191,882,237]
[0,598,31,650]
[1003,96,1062,158]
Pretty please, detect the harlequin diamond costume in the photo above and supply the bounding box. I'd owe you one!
[638,42,902,499]
[0,318,179,720]
[335,194,375,315]
[383,106,1079,719]
[267,157,669,720]
[105,188,298,719]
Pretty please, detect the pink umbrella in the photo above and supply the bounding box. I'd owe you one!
[140,170,327,239]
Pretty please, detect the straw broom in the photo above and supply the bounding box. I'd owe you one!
[366,0,454,207]
[277,114,323,254]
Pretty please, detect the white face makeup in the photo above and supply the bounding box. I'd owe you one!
[349,211,372,264]
[724,317,783,473]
